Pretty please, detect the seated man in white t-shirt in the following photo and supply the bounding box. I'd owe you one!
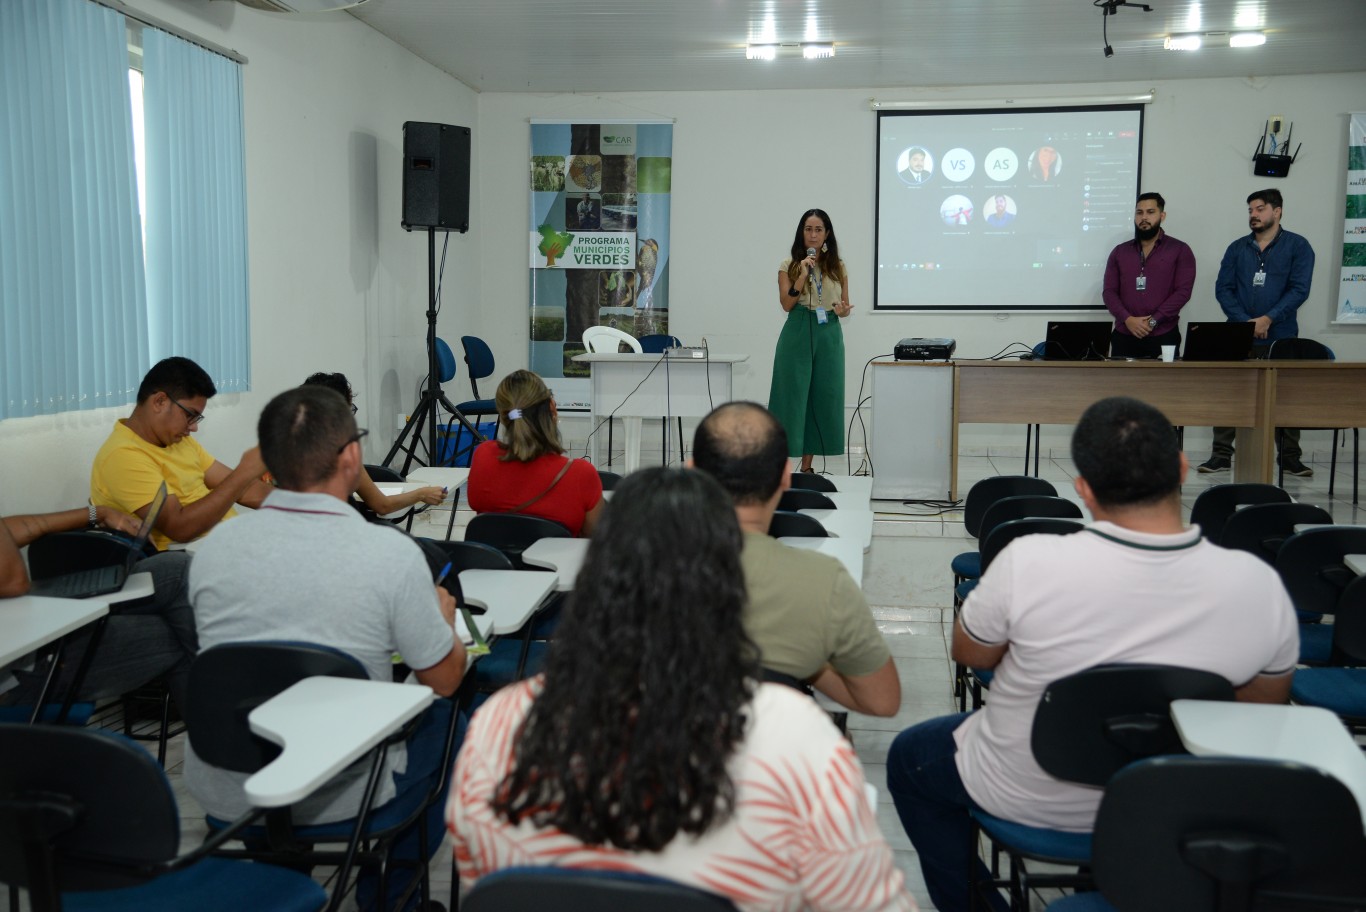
[886,396,1299,912]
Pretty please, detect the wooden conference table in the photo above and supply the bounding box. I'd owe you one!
[949,359,1366,500]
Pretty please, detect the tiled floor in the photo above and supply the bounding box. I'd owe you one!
[82,446,1362,911]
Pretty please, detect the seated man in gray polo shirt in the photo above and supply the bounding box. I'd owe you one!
[692,401,900,717]
[187,384,466,912]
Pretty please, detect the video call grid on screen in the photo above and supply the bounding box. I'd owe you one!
[874,105,1144,312]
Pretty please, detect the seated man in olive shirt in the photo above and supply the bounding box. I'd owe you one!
[692,402,901,716]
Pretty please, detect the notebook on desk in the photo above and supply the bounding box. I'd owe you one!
[1041,321,1111,361]
[1182,322,1255,361]
[29,483,166,599]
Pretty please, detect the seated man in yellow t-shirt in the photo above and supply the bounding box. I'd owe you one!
[91,357,271,551]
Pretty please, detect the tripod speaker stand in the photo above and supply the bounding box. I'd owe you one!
[383,228,484,477]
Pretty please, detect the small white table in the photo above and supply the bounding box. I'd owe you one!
[1347,554,1365,575]
[405,467,472,491]
[521,538,590,592]
[0,595,111,667]
[573,352,748,473]
[778,537,866,586]
[799,509,875,552]
[459,569,557,636]
[1171,699,1366,826]
[244,676,435,808]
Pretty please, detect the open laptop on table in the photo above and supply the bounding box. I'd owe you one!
[1182,322,1255,361]
[1041,321,1111,361]
[29,483,167,599]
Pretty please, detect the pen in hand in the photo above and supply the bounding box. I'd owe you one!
[435,560,453,588]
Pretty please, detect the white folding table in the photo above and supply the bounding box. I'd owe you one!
[798,508,875,552]
[778,537,865,586]
[459,568,557,636]
[245,677,435,808]
[521,538,590,592]
[1171,699,1366,827]
[573,352,747,473]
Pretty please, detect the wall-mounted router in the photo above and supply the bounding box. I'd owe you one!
[1252,116,1301,178]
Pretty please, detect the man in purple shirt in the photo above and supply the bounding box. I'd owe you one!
[1102,192,1197,359]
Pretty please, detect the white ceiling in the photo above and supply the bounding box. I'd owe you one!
[346,0,1366,95]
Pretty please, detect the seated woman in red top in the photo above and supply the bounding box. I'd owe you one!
[465,370,603,537]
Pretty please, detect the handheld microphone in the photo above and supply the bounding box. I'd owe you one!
[806,247,819,282]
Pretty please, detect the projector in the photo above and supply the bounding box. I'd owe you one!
[894,338,957,361]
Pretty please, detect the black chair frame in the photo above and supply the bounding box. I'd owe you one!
[186,642,459,912]
[464,866,739,912]
[969,664,1235,911]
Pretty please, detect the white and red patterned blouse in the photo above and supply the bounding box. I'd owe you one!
[448,677,916,912]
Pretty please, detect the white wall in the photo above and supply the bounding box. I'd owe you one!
[476,73,1366,456]
[0,0,478,516]
[6,48,1365,517]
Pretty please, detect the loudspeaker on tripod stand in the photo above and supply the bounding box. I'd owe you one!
[402,121,470,232]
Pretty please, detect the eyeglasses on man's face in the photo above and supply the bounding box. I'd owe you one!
[170,399,205,427]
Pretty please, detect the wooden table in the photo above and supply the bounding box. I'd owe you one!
[1171,699,1366,826]
[946,359,1366,499]
[244,677,435,808]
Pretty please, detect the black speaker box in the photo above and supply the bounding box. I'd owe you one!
[402,122,470,232]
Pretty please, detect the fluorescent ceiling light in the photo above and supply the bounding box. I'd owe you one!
[1164,34,1203,50]
[802,43,834,59]
[746,44,777,60]
[1229,31,1267,47]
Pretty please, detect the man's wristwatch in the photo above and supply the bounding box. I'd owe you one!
[88,504,98,529]
[1147,317,1158,329]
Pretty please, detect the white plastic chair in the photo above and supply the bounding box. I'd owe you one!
[581,327,644,470]
[581,326,643,355]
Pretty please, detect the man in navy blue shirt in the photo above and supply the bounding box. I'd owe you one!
[1199,189,1316,476]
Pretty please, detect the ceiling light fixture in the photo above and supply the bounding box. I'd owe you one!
[1229,31,1267,47]
[745,44,777,60]
[1164,33,1203,50]
[802,43,834,59]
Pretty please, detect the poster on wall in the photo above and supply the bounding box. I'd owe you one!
[527,120,674,408]
[1337,113,1366,324]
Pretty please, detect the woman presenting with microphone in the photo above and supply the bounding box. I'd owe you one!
[769,208,853,473]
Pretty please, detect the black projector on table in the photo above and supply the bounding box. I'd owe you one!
[894,338,957,361]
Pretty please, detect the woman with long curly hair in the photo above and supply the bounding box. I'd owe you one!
[769,208,853,474]
[463,369,603,536]
[448,468,914,912]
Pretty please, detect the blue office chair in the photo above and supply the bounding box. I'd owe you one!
[969,665,1235,911]
[1289,574,1366,732]
[0,723,327,912]
[457,336,499,425]
[1046,756,1366,912]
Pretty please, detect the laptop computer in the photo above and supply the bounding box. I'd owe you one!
[29,483,167,599]
[1182,321,1256,361]
[1042,321,1111,361]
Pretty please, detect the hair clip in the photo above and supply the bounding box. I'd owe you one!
[507,408,522,420]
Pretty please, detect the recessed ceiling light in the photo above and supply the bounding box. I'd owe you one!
[1164,34,1203,50]
[746,44,777,60]
[1229,31,1267,47]
[802,43,835,59]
